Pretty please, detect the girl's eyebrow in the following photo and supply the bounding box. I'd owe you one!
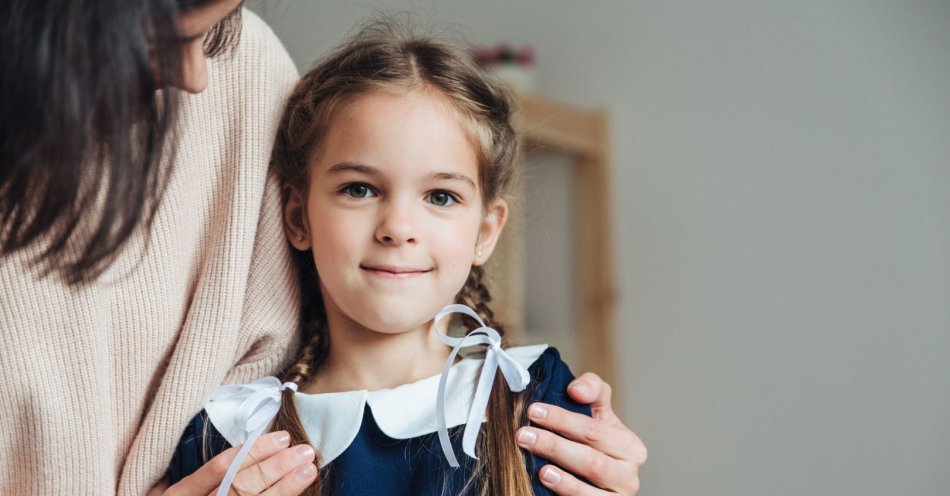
[325,162,379,176]
[430,172,476,190]
[326,162,476,190]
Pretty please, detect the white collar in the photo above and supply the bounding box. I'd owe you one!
[206,344,548,467]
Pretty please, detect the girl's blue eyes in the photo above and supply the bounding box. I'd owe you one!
[340,184,459,206]
[427,191,457,207]
[342,183,375,198]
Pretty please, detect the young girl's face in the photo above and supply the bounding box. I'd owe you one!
[284,88,507,336]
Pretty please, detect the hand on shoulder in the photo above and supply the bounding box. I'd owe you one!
[152,431,316,496]
[517,373,647,496]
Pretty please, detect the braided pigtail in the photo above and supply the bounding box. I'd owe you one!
[455,266,510,345]
[270,250,329,496]
[455,265,533,496]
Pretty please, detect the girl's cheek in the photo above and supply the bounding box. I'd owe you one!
[435,227,479,262]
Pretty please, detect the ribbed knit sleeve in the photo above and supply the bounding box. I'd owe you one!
[0,9,301,495]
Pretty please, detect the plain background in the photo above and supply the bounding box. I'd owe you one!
[245,1,950,494]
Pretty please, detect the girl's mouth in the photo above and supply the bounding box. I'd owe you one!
[360,264,432,279]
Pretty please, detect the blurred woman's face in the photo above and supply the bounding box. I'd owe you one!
[172,0,242,93]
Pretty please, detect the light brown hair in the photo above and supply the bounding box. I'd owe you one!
[270,20,528,495]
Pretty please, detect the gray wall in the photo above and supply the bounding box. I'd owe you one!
[246,1,950,494]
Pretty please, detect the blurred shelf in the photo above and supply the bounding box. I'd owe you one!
[489,91,619,399]
[516,92,609,159]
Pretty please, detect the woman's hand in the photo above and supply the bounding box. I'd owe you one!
[516,373,647,495]
[147,431,317,496]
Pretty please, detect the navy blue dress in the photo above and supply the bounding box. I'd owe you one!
[168,347,590,495]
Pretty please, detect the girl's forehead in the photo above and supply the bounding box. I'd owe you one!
[312,88,481,182]
[336,86,464,125]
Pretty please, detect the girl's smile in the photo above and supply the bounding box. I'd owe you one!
[360,263,434,279]
[283,86,507,343]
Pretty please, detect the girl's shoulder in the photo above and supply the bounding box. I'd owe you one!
[523,346,592,418]
[166,411,232,485]
[166,346,590,492]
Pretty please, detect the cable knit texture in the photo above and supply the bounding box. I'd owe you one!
[0,10,300,495]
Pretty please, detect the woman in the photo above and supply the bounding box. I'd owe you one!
[0,1,646,495]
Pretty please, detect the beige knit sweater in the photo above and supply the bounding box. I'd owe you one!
[0,10,301,495]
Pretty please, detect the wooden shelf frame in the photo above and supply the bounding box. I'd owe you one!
[489,92,618,393]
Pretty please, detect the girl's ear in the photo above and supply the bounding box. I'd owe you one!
[282,184,311,250]
[473,198,509,266]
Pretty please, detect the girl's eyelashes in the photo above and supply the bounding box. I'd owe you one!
[340,182,377,199]
[336,183,461,206]
[426,190,460,207]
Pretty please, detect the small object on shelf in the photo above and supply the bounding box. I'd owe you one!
[470,43,537,92]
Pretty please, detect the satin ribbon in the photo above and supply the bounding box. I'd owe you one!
[433,304,532,467]
[210,377,298,496]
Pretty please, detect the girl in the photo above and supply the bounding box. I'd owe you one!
[168,22,590,495]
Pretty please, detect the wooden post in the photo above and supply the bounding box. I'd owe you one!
[573,110,617,392]
[487,92,618,407]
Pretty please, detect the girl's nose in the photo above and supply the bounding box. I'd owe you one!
[375,203,417,245]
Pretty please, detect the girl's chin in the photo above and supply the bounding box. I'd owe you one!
[347,300,450,329]
[351,313,434,336]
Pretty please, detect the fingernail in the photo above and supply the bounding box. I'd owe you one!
[517,429,537,447]
[569,382,591,397]
[295,463,316,481]
[294,444,315,460]
[541,466,562,485]
[528,403,548,420]
[275,431,290,445]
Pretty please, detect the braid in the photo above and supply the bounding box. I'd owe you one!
[457,264,533,495]
[281,251,329,383]
[283,249,330,384]
[280,331,325,387]
[456,265,511,344]
[269,250,329,496]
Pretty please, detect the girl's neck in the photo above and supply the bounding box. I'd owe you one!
[303,309,452,394]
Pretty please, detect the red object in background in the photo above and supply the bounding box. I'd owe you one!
[471,43,536,68]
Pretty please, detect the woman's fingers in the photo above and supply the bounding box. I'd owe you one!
[519,371,647,495]
[148,479,170,496]
[567,373,622,426]
[228,443,315,495]
[566,373,649,464]
[537,465,620,496]
[517,424,630,491]
[163,431,315,496]
[166,431,290,495]
[524,403,640,460]
[260,463,318,496]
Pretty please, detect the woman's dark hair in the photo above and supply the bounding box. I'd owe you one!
[0,0,242,284]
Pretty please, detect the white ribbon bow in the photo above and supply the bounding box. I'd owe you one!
[210,377,298,496]
[433,304,532,467]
